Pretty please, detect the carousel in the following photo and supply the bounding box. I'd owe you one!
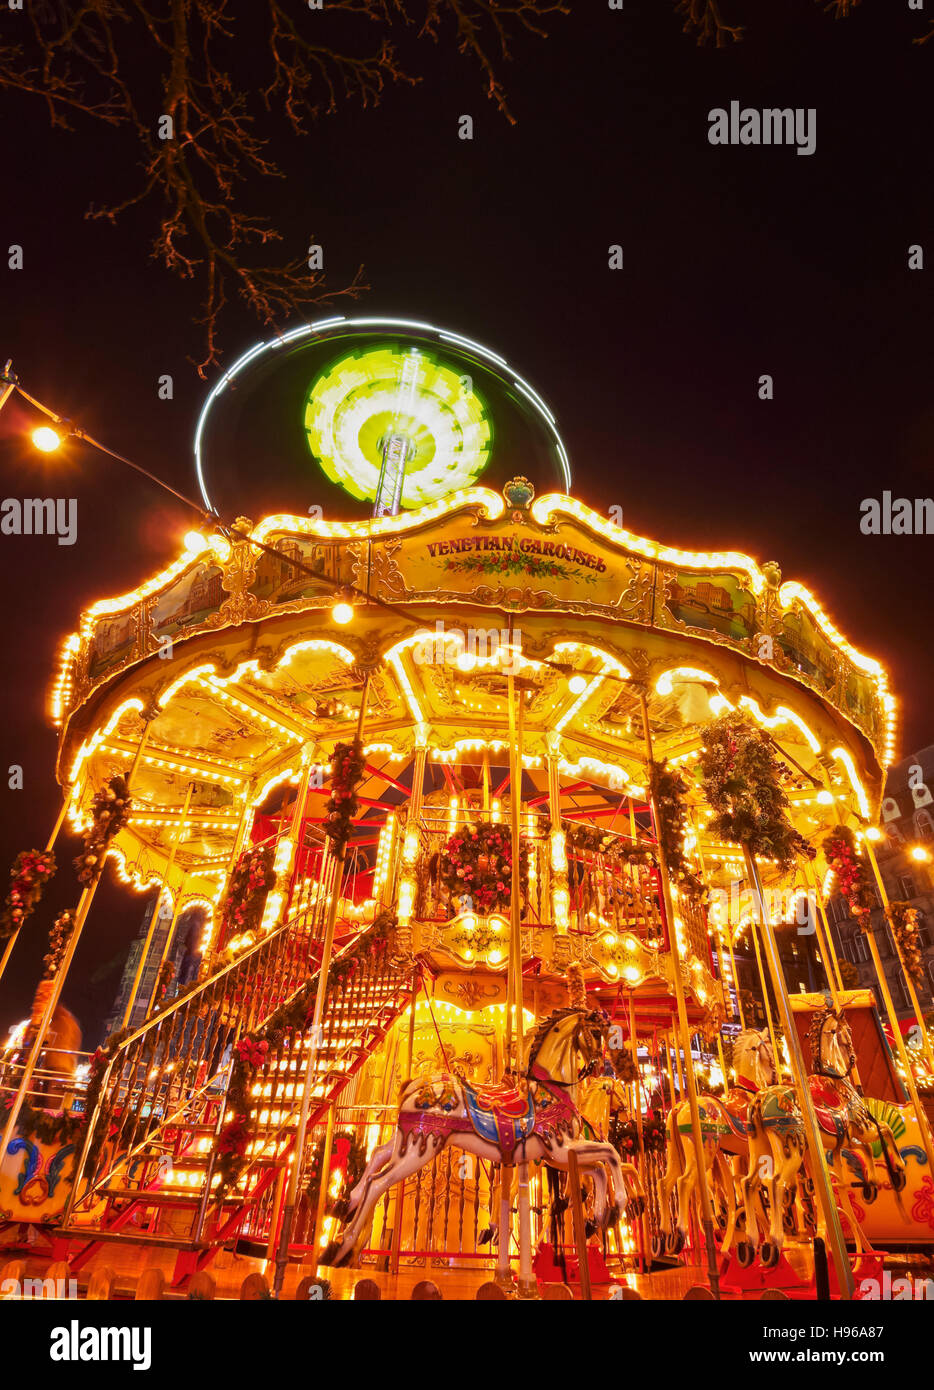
[1,318,933,1300]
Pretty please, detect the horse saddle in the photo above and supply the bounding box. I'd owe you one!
[808,1075,848,1139]
[463,1080,535,1163]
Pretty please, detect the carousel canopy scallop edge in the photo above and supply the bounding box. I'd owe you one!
[47,477,893,1021]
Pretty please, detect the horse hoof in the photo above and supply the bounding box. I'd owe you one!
[668,1229,685,1256]
[736,1239,756,1268]
[651,1235,666,1260]
[760,1241,780,1270]
[893,1169,908,1193]
[861,1182,878,1204]
[628,1196,644,1219]
[318,1241,342,1267]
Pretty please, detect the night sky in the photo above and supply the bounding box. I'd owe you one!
[1,1,931,1038]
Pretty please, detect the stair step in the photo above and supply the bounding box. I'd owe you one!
[59,1227,207,1251]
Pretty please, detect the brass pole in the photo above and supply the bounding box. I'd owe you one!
[724,922,746,1030]
[745,910,781,1073]
[311,1101,338,1275]
[1,877,99,1158]
[121,780,195,1029]
[0,793,73,987]
[803,858,846,995]
[506,672,533,1296]
[1,713,155,1153]
[637,690,721,1297]
[273,674,371,1296]
[742,846,854,1299]
[505,673,526,1075]
[863,838,934,1075]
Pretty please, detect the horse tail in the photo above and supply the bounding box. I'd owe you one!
[869,1114,907,1215]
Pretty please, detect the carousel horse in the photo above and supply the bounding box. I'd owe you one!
[323,1004,643,1267]
[806,1005,907,1250]
[655,1027,802,1269]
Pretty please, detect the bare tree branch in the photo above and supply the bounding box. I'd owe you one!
[1,1,566,373]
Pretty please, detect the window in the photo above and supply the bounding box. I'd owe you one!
[917,912,931,949]
[852,934,870,964]
[894,972,912,1010]
[897,875,917,901]
[914,809,934,841]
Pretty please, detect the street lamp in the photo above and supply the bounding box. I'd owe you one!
[31,425,63,453]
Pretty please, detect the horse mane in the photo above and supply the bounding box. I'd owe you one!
[807,1006,833,1073]
[808,1005,855,1077]
[525,1007,580,1073]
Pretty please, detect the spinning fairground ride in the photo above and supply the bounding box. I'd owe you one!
[2,319,933,1302]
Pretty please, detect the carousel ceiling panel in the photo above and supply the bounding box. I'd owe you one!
[152,691,283,764]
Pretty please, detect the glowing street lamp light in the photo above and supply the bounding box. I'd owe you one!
[910,845,930,863]
[31,425,63,453]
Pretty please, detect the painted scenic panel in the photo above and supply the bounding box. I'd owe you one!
[87,608,138,680]
[150,561,225,642]
[776,604,836,694]
[661,570,758,642]
[248,536,334,606]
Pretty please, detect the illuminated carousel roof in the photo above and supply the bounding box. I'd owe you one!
[51,480,894,915]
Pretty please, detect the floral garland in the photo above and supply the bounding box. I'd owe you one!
[304,1129,368,1220]
[648,759,703,897]
[609,1113,666,1158]
[9,1024,131,1154]
[74,775,132,884]
[697,712,814,869]
[566,823,656,868]
[323,740,365,852]
[823,825,875,930]
[214,910,398,1195]
[888,900,925,985]
[438,822,528,915]
[1,1091,86,1148]
[152,958,176,1010]
[0,849,56,941]
[220,844,277,943]
[42,910,75,980]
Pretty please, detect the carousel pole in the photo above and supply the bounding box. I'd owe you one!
[506,666,535,1297]
[121,780,196,1030]
[1,878,100,1157]
[744,911,781,1072]
[842,874,934,1178]
[0,787,74,988]
[199,787,254,968]
[723,923,747,1030]
[802,858,846,995]
[637,690,721,1298]
[742,846,855,1299]
[862,836,934,1076]
[1,711,154,1155]
[273,674,371,1297]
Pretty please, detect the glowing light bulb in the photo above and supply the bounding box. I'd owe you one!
[332,599,354,625]
[32,425,62,452]
[910,845,930,863]
[568,675,588,695]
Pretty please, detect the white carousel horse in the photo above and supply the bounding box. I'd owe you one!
[323,1006,644,1267]
[806,1006,907,1252]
